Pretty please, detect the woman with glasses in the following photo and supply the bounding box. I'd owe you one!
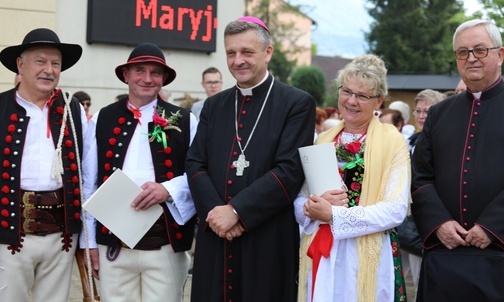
[408,89,445,152]
[296,54,410,302]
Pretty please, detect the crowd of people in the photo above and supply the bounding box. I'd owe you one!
[0,16,502,302]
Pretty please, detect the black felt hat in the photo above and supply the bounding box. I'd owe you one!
[0,28,82,73]
[115,43,176,86]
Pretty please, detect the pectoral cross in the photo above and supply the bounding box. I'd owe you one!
[233,153,250,176]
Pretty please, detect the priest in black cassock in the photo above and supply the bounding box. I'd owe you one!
[412,19,504,301]
[186,16,315,302]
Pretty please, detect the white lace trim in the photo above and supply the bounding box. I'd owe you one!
[329,157,409,240]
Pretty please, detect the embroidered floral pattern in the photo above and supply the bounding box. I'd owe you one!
[390,231,407,301]
[335,134,365,207]
[148,106,182,148]
[335,132,407,302]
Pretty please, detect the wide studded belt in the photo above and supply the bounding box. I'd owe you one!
[121,216,169,250]
[21,189,65,235]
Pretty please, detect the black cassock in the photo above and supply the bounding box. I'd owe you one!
[412,78,504,302]
[186,75,315,302]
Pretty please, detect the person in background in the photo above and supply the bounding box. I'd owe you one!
[80,42,197,302]
[322,117,341,132]
[73,90,92,120]
[408,89,445,152]
[379,108,404,132]
[389,100,415,141]
[412,19,504,301]
[455,78,467,94]
[297,54,410,302]
[324,106,341,120]
[114,93,128,103]
[315,107,327,138]
[0,28,86,302]
[186,16,315,302]
[394,88,444,298]
[191,67,223,120]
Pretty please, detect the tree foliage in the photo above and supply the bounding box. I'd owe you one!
[365,0,464,73]
[290,66,326,106]
[478,0,504,29]
[245,0,302,82]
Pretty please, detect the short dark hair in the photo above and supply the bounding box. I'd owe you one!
[202,67,221,81]
[73,91,91,103]
[115,93,128,101]
[379,109,404,129]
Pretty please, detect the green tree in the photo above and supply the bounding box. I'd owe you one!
[290,66,326,106]
[478,0,504,29]
[325,81,340,108]
[245,0,302,82]
[365,0,464,73]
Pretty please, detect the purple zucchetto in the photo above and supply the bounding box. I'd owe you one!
[236,16,270,33]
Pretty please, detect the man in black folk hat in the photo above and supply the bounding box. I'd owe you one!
[0,28,87,302]
[80,42,197,302]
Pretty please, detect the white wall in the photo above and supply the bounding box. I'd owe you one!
[0,0,244,114]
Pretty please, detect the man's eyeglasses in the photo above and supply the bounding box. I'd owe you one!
[204,81,222,86]
[338,86,380,102]
[412,110,428,117]
[453,46,500,60]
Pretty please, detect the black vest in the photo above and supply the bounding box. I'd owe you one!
[95,97,195,252]
[0,88,83,253]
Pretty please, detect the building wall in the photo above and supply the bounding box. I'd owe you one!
[0,0,244,114]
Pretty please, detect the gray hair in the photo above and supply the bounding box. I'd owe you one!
[453,19,502,49]
[414,89,445,107]
[337,54,388,98]
[389,100,410,123]
[224,20,272,50]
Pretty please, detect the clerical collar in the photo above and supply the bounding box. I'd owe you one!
[236,71,269,96]
[472,91,482,99]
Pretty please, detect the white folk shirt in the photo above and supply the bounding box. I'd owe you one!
[16,91,88,191]
[80,99,198,248]
[294,160,410,302]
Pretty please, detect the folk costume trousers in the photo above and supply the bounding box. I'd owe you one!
[0,233,78,302]
[98,244,190,302]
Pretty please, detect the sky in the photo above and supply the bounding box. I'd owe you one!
[289,0,482,58]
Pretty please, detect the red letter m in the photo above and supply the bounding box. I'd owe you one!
[136,0,157,28]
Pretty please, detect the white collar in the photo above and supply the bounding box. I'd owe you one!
[236,71,269,96]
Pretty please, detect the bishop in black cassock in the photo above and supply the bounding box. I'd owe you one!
[186,16,315,302]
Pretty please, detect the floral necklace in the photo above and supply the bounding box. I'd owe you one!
[334,132,366,207]
[147,105,182,148]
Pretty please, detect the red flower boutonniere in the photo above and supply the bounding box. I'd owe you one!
[148,106,182,148]
[345,141,361,154]
[335,142,365,170]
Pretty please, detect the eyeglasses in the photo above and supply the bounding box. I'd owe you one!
[412,109,428,117]
[204,81,222,86]
[453,46,500,60]
[338,86,380,102]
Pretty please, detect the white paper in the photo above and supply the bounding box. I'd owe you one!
[298,143,346,196]
[82,169,163,248]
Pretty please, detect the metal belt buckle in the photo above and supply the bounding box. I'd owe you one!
[22,191,35,205]
[23,203,35,218]
[23,218,34,233]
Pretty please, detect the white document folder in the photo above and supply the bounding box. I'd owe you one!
[82,169,164,248]
[298,143,346,196]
